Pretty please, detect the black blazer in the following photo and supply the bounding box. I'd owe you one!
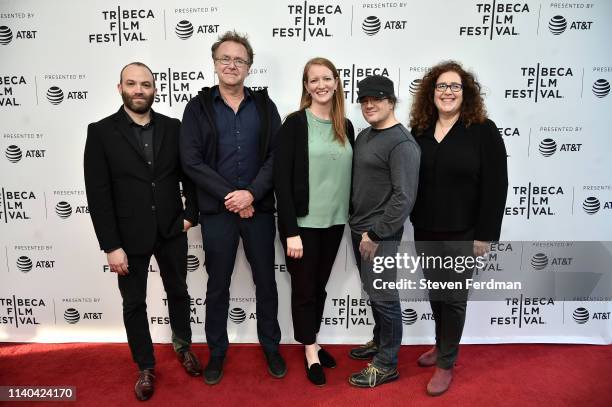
[84,107,198,255]
[274,109,354,239]
[410,119,508,241]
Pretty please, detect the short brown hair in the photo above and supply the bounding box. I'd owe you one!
[409,60,487,135]
[211,30,254,65]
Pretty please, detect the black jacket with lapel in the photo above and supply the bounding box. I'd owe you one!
[84,106,198,255]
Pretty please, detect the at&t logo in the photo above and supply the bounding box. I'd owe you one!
[537,138,581,157]
[174,19,219,40]
[272,2,342,41]
[529,251,573,270]
[592,79,610,98]
[401,309,417,325]
[64,308,80,324]
[409,79,421,96]
[581,196,612,215]
[15,256,54,273]
[530,253,548,270]
[229,307,246,324]
[505,64,574,102]
[4,145,46,162]
[572,307,609,324]
[55,201,72,219]
[547,15,593,35]
[0,25,37,45]
[45,86,88,105]
[361,16,406,36]
[187,254,200,272]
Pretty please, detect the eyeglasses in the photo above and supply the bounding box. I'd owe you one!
[214,56,250,68]
[435,83,463,92]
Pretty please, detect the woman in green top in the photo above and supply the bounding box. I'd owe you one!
[274,57,354,386]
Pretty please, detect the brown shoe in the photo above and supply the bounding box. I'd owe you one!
[426,367,453,397]
[134,369,155,401]
[178,350,202,377]
[417,346,438,367]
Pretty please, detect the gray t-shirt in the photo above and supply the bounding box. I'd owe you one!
[349,123,420,239]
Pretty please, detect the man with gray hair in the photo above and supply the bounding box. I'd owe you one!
[180,31,285,384]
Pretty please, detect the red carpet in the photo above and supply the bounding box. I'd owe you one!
[1,343,611,406]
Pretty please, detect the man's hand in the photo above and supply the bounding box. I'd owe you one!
[286,236,303,259]
[183,219,193,232]
[473,240,490,258]
[238,205,255,219]
[107,248,129,276]
[359,232,379,262]
[224,190,254,212]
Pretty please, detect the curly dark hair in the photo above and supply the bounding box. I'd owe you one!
[409,60,487,135]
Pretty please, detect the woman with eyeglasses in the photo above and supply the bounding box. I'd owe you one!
[409,61,508,396]
[274,57,354,386]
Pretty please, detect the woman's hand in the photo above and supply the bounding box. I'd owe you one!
[286,236,304,259]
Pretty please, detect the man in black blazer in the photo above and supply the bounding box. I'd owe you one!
[84,62,201,401]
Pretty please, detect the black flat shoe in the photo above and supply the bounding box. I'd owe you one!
[318,347,337,369]
[304,357,326,386]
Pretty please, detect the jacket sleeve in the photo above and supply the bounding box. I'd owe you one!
[175,118,199,226]
[83,122,122,251]
[179,99,235,201]
[246,100,282,202]
[273,114,299,238]
[368,140,421,241]
[475,120,508,241]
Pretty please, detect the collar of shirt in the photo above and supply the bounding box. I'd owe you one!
[212,86,251,110]
[123,107,155,129]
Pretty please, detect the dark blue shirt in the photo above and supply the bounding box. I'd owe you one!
[212,87,261,189]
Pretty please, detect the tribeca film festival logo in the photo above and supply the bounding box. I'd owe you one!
[459,2,530,39]
[338,65,394,103]
[271,2,343,41]
[0,75,28,107]
[0,296,47,327]
[0,187,36,223]
[323,295,374,328]
[505,183,565,218]
[490,296,554,327]
[505,64,574,102]
[150,296,206,325]
[153,68,204,107]
[88,6,155,45]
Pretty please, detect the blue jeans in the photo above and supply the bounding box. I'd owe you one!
[351,230,403,370]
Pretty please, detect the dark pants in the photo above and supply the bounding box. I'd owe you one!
[117,233,191,370]
[200,211,280,357]
[351,230,403,370]
[415,228,474,370]
[283,225,344,344]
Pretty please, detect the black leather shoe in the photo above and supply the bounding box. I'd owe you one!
[265,351,287,378]
[177,350,202,376]
[203,356,224,385]
[318,347,336,369]
[134,369,155,401]
[305,358,325,386]
[349,363,399,388]
[349,340,378,360]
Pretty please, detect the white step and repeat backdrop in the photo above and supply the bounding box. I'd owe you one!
[1,0,611,345]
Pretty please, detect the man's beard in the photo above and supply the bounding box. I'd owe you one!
[121,91,154,114]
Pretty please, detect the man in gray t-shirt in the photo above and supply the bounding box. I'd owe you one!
[348,75,420,388]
